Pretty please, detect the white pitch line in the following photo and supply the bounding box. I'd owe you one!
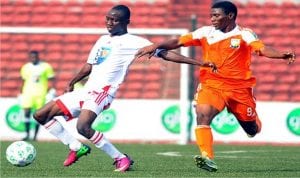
[156,152,182,157]
[217,150,248,154]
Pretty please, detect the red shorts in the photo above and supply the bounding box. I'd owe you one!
[194,85,258,122]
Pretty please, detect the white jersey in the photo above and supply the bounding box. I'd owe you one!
[84,33,152,96]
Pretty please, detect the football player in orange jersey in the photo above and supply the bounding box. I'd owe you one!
[136,1,296,172]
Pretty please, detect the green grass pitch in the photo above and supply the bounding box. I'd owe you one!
[1,141,300,177]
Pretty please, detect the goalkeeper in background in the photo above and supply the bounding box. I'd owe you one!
[20,50,55,141]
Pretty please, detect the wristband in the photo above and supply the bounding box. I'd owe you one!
[153,49,166,57]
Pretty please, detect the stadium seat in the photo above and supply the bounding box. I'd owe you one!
[47,51,64,61]
[31,15,48,25]
[292,95,300,101]
[0,41,11,52]
[81,14,101,27]
[0,2,14,14]
[30,34,46,43]
[164,88,179,99]
[278,75,297,84]
[256,74,276,83]
[60,62,78,71]
[145,73,161,82]
[14,42,29,53]
[255,93,272,101]
[30,43,46,51]
[126,73,144,82]
[63,53,80,61]
[126,82,144,90]
[11,34,27,43]
[47,43,63,52]
[48,14,65,25]
[272,93,289,101]
[0,14,13,25]
[255,84,274,93]
[14,1,31,14]
[0,51,10,61]
[31,2,48,14]
[64,14,81,26]
[62,43,81,52]
[6,68,21,79]
[46,35,63,43]
[273,84,290,93]
[143,91,161,99]
[9,60,25,71]
[144,82,161,91]
[123,91,141,99]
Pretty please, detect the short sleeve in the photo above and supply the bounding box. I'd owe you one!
[179,27,209,47]
[86,37,103,64]
[249,40,265,52]
[45,63,55,79]
[20,65,26,80]
[242,28,265,52]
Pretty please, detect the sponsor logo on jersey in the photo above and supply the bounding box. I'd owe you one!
[230,38,241,49]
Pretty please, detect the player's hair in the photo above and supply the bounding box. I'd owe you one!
[112,5,131,21]
[212,1,238,20]
[29,50,39,56]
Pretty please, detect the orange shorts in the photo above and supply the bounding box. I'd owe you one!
[194,85,258,122]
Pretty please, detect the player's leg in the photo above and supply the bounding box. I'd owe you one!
[33,92,88,166]
[229,104,261,137]
[20,94,33,140]
[193,86,224,172]
[32,121,39,141]
[32,95,47,141]
[23,108,31,140]
[227,88,262,137]
[78,91,133,172]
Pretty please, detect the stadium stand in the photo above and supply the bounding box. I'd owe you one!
[0,0,299,101]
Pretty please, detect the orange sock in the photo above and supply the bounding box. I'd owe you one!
[195,126,214,159]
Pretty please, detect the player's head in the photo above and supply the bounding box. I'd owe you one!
[29,50,40,65]
[106,5,130,36]
[210,1,237,31]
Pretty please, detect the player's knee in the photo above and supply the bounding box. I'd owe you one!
[33,108,51,125]
[76,123,90,138]
[245,128,258,136]
[241,121,260,136]
[196,112,216,125]
[33,110,44,124]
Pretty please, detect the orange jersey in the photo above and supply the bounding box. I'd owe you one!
[179,25,264,89]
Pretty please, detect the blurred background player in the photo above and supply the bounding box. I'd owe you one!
[20,50,55,141]
[136,0,296,172]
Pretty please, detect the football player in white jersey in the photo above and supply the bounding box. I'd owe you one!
[33,4,215,172]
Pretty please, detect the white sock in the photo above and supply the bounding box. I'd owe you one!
[90,131,124,159]
[44,118,82,151]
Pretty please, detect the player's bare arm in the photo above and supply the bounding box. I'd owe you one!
[135,38,182,58]
[158,50,217,72]
[65,63,92,92]
[257,46,296,64]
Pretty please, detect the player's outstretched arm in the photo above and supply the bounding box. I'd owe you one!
[158,50,217,72]
[135,38,182,59]
[257,46,296,64]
